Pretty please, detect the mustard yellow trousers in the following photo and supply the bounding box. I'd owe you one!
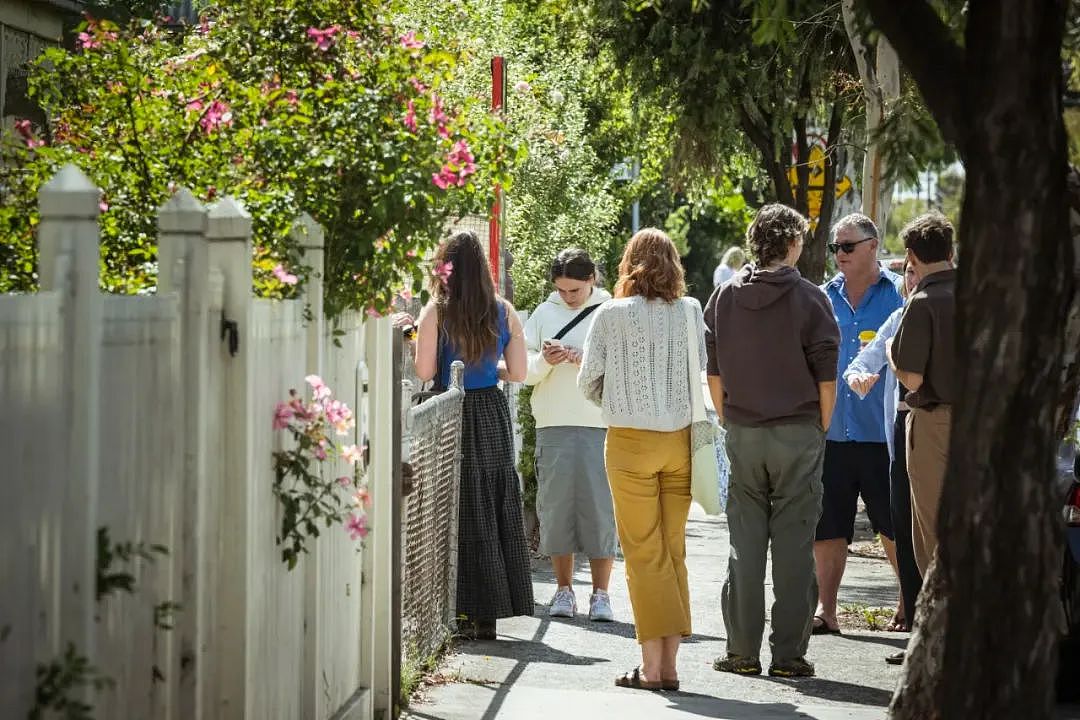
[605,426,693,643]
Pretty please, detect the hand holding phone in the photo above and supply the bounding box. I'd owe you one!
[541,338,567,364]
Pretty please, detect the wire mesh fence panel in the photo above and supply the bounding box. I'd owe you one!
[401,361,465,667]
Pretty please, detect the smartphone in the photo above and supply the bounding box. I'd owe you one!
[542,339,562,349]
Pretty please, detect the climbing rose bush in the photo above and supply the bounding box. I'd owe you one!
[272,374,369,569]
[0,1,516,316]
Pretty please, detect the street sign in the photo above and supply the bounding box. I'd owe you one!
[787,140,854,229]
[610,158,636,182]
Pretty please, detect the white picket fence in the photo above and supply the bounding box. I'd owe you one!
[0,165,398,720]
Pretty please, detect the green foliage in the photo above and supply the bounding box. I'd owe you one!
[885,166,963,252]
[873,85,956,188]
[399,639,448,707]
[588,0,854,182]
[31,644,113,720]
[1,2,514,316]
[96,526,169,601]
[397,0,632,312]
[516,385,537,510]
[677,185,753,306]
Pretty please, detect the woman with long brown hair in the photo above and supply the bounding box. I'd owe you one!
[403,230,533,640]
[577,228,706,691]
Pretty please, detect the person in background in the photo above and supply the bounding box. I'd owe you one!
[400,230,534,640]
[713,246,747,289]
[578,228,705,692]
[888,212,956,578]
[524,248,616,622]
[844,261,922,664]
[814,213,904,635]
[706,203,839,678]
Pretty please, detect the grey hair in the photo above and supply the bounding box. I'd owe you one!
[720,245,746,269]
[745,204,809,267]
[832,212,879,241]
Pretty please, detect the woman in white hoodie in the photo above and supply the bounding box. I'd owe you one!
[524,249,616,623]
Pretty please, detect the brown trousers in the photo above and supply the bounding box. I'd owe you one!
[905,405,952,574]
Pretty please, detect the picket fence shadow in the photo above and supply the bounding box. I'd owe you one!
[0,164,399,720]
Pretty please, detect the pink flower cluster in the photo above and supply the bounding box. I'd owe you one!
[400,31,424,50]
[76,22,118,51]
[433,260,453,286]
[199,100,233,134]
[306,25,341,52]
[428,95,450,139]
[403,100,418,133]
[431,141,477,190]
[272,377,365,540]
[346,512,369,540]
[13,119,45,149]
[272,264,298,285]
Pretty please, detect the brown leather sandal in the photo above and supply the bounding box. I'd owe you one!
[661,679,680,691]
[614,667,662,691]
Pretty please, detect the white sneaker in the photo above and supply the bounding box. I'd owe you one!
[548,586,577,618]
[589,590,614,622]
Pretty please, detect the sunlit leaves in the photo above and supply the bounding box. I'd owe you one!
[0,1,516,316]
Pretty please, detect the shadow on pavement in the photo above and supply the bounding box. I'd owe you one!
[838,582,900,608]
[832,632,909,650]
[457,633,607,666]
[661,691,808,719]
[548,615,724,644]
[763,676,894,707]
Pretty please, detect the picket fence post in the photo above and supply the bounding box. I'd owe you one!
[205,197,253,718]
[362,318,396,716]
[293,212,325,718]
[157,188,209,720]
[37,164,102,701]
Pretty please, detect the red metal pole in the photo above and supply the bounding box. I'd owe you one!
[489,56,506,288]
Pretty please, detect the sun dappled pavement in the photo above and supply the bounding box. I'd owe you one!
[402,506,911,720]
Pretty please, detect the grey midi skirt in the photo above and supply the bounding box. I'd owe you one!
[535,426,617,558]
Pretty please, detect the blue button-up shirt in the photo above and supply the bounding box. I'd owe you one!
[822,266,903,444]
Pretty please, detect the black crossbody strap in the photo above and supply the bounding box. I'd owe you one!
[552,303,600,341]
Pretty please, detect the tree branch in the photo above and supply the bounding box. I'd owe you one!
[861,0,966,147]
[818,98,845,237]
[793,61,812,217]
[738,99,794,207]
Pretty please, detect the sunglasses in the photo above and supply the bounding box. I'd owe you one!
[828,237,874,254]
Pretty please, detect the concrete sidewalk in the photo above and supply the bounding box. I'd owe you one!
[403,507,906,720]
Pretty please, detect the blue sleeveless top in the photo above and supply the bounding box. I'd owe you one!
[437,302,511,390]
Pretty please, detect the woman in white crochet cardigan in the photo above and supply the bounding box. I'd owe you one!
[578,228,706,692]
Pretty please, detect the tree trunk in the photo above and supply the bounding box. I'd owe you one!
[800,101,844,284]
[1055,165,1080,438]
[864,1,1073,718]
[842,0,900,232]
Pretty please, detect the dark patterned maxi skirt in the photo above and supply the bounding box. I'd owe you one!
[455,386,535,622]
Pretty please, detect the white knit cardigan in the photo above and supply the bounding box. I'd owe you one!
[576,295,706,432]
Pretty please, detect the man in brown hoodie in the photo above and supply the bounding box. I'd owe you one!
[705,204,840,678]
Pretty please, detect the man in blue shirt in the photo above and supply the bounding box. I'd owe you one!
[813,214,903,635]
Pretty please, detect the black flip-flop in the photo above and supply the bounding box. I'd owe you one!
[811,614,842,635]
[614,667,663,691]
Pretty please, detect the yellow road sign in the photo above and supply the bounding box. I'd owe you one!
[786,143,854,229]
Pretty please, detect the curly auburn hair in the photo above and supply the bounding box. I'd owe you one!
[746,204,808,267]
[614,228,686,302]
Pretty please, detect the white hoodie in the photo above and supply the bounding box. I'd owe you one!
[524,287,611,429]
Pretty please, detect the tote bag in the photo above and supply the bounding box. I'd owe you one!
[683,301,730,515]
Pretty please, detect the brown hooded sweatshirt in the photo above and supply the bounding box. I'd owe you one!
[704,264,840,427]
